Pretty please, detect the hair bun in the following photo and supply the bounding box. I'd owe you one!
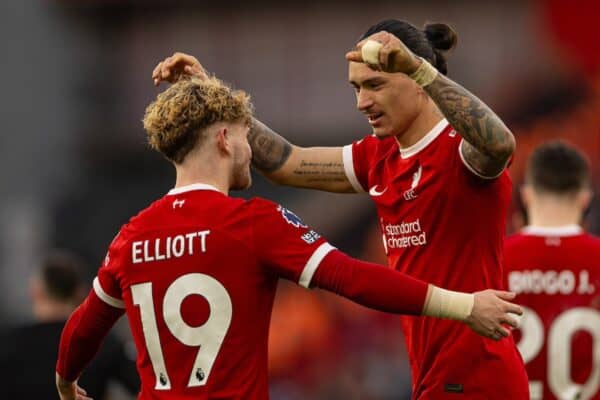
[424,23,457,52]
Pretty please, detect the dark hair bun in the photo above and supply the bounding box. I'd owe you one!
[424,23,457,52]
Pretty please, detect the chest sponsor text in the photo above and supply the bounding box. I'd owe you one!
[382,219,427,250]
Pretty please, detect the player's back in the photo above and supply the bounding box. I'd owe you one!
[504,226,600,400]
[95,184,330,399]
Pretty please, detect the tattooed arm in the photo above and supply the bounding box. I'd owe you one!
[347,32,515,178]
[150,53,355,192]
[424,74,515,178]
[249,119,355,192]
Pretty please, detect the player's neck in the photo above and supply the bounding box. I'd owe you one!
[174,157,230,195]
[527,202,583,228]
[394,103,444,149]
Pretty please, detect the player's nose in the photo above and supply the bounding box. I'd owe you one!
[356,89,374,111]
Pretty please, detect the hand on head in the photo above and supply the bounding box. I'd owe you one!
[152,52,208,86]
[345,31,422,75]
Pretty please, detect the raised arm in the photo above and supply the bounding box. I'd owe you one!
[152,53,355,193]
[249,119,354,192]
[424,74,515,178]
[347,32,515,178]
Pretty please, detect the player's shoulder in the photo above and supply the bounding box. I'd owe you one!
[581,232,600,243]
[244,197,284,217]
[245,197,308,227]
[575,232,600,251]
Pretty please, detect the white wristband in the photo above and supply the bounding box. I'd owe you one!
[423,285,474,321]
[409,58,439,87]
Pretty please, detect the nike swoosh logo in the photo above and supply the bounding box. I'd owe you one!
[369,185,387,196]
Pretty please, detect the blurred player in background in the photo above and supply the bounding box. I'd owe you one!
[505,141,600,400]
[0,250,139,400]
[55,77,522,400]
[154,18,528,399]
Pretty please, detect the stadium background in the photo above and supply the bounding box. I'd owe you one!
[1,0,599,398]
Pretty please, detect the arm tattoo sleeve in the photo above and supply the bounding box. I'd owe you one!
[248,118,293,173]
[424,74,515,175]
[292,160,347,184]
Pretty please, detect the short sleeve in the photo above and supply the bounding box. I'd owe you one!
[342,136,374,193]
[458,138,511,180]
[94,233,126,309]
[250,198,336,288]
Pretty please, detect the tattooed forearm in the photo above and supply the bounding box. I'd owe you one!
[424,74,515,162]
[292,160,347,183]
[248,118,293,172]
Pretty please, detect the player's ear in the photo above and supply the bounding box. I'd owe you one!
[29,276,45,303]
[520,184,532,208]
[216,127,232,156]
[577,188,593,212]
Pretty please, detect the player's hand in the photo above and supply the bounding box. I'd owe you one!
[56,373,93,400]
[152,52,208,86]
[464,290,522,341]
[345,31,422,75]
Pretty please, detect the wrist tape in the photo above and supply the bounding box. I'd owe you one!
[423,285,474,321]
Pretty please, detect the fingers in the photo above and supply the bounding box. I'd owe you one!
[152,61,165,86]
[166,52,200,68]
[76,386,87,395]
[377,41,396,71]
[498,326,510,338]
[348,36,390,70]
[502,300,523,316]
[493,290,516,301]
[345,50,363,63]
[152,52,203,86]
[501,313,519,329]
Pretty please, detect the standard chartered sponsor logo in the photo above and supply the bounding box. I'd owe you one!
[383,219,427,249]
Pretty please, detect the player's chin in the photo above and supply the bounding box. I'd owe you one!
[372,126,394,139]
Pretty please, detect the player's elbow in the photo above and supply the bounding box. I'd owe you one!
[490,130,515,163]
[259,145,302,186]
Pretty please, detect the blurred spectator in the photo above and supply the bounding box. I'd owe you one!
[0,250,139,399]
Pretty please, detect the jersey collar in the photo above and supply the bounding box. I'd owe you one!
[399,118,449,159]
[521,225,583,237]
[167,183,223,195]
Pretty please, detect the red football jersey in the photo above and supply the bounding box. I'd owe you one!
[343,119,528,399]
[504,226,600,400]
[93,183,335,399]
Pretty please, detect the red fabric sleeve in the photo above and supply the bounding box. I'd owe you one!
[312,250,428,315]
[56,290,125,381]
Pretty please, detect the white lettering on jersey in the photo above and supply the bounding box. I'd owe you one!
[382,219,427,249]
[508,269,595,295]
[132,230,210,264]
[172,199,186,209]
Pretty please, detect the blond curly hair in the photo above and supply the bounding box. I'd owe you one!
[143,77,253,163]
